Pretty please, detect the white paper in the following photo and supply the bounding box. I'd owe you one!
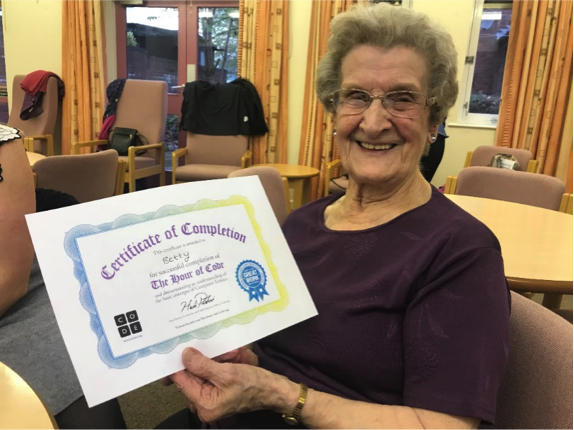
[26,177,317,407]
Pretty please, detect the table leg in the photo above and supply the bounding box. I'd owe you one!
[290,179,304,210]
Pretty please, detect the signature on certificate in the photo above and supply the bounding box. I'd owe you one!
[181,292,215,313]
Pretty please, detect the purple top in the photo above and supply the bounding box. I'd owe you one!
[215,187,510,428]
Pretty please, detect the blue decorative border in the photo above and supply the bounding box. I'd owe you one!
[64,199,288,369]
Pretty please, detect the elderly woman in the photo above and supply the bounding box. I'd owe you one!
[170,3,510,428]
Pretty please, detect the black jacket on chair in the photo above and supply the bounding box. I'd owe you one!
[180,78,268,136]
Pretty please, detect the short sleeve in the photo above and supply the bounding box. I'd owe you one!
[402,246,510,424]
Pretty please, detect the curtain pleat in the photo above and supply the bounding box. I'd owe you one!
[61,1,105,155]
[495,0,573,179]
[298,1,364,200]
[238,0,289,165]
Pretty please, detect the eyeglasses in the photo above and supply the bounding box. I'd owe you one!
[330,88,436,119]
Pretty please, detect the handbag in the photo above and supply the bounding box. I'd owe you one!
[488,153,521,171]
[109,127,147,156]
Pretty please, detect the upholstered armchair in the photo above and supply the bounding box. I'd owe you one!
[228,166,290,225]
[172,133,251,184]
[72,79,167,193]
[445,166,568,211]
[32,150,126,203]
[7,75,58,157]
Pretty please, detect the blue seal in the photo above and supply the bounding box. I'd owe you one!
[236,260,268,302]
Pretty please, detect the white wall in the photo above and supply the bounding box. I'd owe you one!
[287,0,312,164]
[412,0,497,186]
[3,0,62,110]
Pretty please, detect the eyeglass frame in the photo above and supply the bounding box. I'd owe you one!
[329,88,437,119]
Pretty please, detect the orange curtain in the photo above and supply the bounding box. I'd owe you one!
[298,0,360,200]
[238,0,289,165]
[61,1,106,155]
[495,0,573,180]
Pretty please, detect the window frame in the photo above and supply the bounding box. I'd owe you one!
[459,0,512,127]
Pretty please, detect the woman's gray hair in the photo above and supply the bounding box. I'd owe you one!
[316,3,458,125]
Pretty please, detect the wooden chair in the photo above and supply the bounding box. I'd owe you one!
[228,166,291,225]
[559,192,574,215]
[464,145,539,172]
[444,146,541,194]
[32,150,126,203]
[479,292,572,429]
[445,166,567,211]
[7,74,59,156]
[72,79,167,193]
[172,133,251,184]
[323,159,348,196]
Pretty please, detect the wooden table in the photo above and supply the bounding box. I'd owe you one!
[27,151,46,166]
[446,195,573,307]
[0,362,57,429]
[252,164,320,209]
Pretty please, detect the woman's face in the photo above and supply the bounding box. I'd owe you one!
[335,45,438,189]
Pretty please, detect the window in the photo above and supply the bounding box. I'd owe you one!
[197,7,239,84]
[0,3,8,123]
[460,0,512,127]
[370,0,412,8]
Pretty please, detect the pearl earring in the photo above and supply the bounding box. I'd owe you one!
[431,135,436,142]
[333,130,337,136]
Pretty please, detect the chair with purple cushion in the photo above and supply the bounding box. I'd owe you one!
[465,145,538,172]
[172,133,251,185]
[479,291,572,429]
[228,166,290,225]
[448,166,566,211]
[32,150,126,203]
[7,75,59,156]
[72,79,167,193]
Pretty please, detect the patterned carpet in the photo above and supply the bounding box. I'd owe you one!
[118,382,186,429]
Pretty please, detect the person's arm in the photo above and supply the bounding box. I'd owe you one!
[170,348,479,429]
[0,140,35,316]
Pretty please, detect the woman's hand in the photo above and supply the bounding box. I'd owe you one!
[161,346,258,387]
[213,346,259,366]
[170,347,298,424]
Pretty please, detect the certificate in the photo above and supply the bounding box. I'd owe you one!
[26,177,318,407]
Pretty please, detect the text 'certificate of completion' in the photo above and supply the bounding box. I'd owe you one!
[26,177,318,407]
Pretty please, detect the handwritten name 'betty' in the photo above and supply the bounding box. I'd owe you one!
[151,262,225,289]
[100,222,245,280]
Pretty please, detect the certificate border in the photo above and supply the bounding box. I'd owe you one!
[64,196,289,369]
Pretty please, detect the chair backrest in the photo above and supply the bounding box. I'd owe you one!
[455,166,565,210]
[32,150,121,203]
[469,146,533,172]
[187,133,248,166]
[7,75,59,152]
[480,291,573,429]
[228,166,289,225]
[113,79,168,145]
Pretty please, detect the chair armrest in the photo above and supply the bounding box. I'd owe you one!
[72,139,108,154]
[282,177,291,214]
[24,134,54,156]
[527,159,539,173]
[128,142,164,165]
[444,175,457,194]
[324,159,342,196]
[559,193,573,214]
[463,151,473,168]
[115,160,127,196]
[241,149,252,169]
[172,148,188,175]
